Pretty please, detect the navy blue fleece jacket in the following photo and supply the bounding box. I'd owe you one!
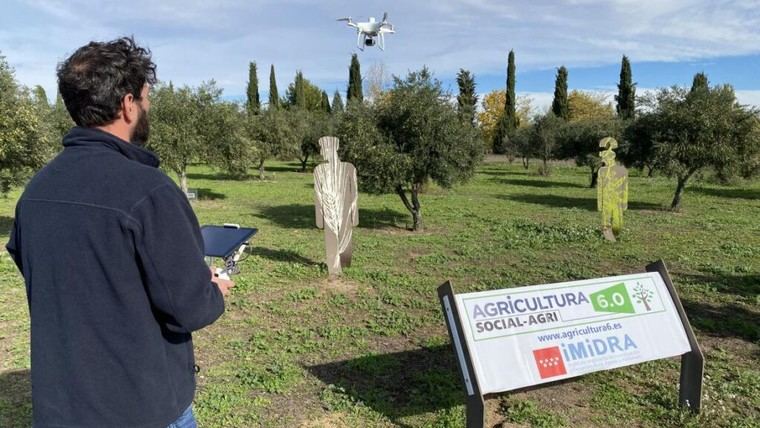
[6,126,225,428]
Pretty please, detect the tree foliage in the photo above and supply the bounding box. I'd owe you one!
[504,49,518,130]
[149,81,239,191]
[321,90,331,114]
[456,68,477,126]
[269,64,280,110]
[551,66,569,120]
[246,108,299,179]
[492,51,519,156]
[479,90,532,153]
[557,117,623,186]
[347,54,363,105]
[285,72,323,111]
[530,113,564,176]
[246,61,260,115]
[0,54,56,194]
[293,109,331,172]
[647,78,760,209]
[615,55,635,119]
[339,68,482,231]
[51,92,75,143]
[331,90,344,114]
[568,90,615,122]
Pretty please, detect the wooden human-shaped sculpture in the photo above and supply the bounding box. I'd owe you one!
[314,136,358,276]
[597,137,628,242]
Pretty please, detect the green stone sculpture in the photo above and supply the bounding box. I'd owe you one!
[597,137,628,241]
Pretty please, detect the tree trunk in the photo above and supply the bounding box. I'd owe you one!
[589,166,598,188]
[258,159,265,180]
[396,184,423,232]
[541,157,550,176]
[411,183,423,232]
[522,157,529,169]
[647,165,655,178]
[300,154,309,172]
[179,170,188,194]
[670,171,695,210]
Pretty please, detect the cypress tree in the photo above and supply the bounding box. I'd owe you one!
[691,72,709,93]
[294,71,306,108]
[246,62,260,115]
[456,69,477,126]
[332,90,344,114]
[551,66,569,120]
[347,54,363,104]
[615,55,635,119]
[492,51,518,155]
[321,90,331,113]
[505,49,518,129]
[269,64,280,110]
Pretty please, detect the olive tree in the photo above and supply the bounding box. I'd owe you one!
[557,117,623,187]
[338,68,482,231]
[149,84,197,192]
[649,82,760,209]
[530,113,564,176]
[247,108,299,179]
[0,54,56,195]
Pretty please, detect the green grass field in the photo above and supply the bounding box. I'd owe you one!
[1,160,758,427]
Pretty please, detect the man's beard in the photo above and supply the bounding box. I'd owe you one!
[130,103,150,147]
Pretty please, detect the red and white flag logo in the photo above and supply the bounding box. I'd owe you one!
[533,347,567,379]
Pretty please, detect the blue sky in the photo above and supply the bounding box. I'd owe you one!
[2,0,759,110]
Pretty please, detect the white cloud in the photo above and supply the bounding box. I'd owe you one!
[2,0,759,100]
[736,90,760,107]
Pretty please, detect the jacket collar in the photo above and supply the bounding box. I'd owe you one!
[62,126,160,168]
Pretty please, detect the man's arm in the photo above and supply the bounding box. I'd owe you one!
[131,182,225,333]
[6,222,22,273]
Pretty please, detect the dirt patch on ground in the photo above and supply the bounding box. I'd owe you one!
[318,277,362,296]
[298,413,350,428]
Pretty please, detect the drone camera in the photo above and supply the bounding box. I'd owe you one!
[365,38,375,46]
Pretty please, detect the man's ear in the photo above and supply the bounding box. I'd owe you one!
[122,93,137,124]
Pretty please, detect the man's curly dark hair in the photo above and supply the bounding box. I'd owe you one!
[57,36,157,127]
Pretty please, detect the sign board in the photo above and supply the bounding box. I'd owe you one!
[438,260,704,428]
[185,188,198,200]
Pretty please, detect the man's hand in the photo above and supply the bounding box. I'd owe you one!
[210,267,235,297]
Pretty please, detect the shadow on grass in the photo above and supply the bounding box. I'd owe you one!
[493,177,586,189]
[0,369,31,428]
[194,188,226,200]
[0,216,14,235]
[306,345,463,425]
[691,187,760,200]
[186,172,248,181]
[250,204,408,230]
[505,194,663,211]
[682,299,759,342]
[478,169,530,177]
[680,272,759,300]
[249,247,318,266]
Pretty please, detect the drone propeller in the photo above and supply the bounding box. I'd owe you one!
[382,12,388,23]
[337,17,350,21]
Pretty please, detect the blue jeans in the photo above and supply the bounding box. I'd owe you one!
[167,406,197,428]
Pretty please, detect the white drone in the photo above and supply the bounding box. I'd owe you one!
[337,12,395,51]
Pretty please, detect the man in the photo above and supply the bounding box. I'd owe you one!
[6,37,232,428]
